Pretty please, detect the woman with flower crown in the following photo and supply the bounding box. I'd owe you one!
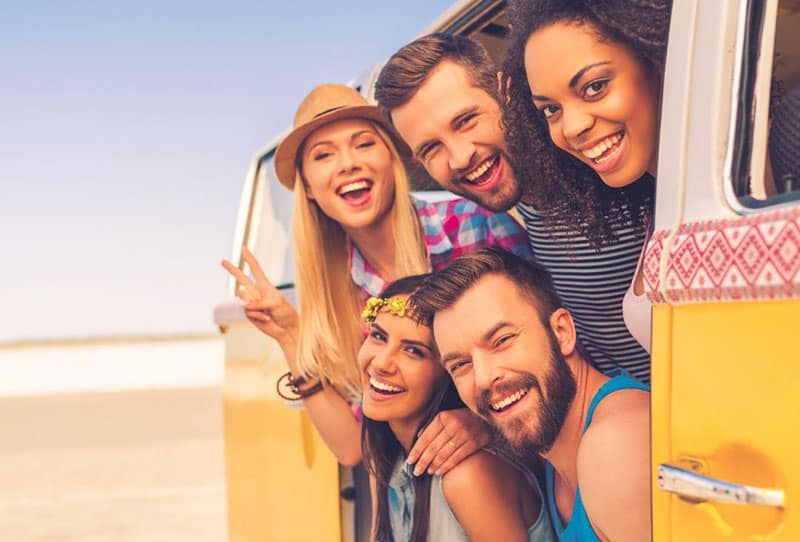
[359,274,555,542]
[222,83,532,470]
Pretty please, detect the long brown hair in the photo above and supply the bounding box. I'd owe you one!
[360,275,467,542]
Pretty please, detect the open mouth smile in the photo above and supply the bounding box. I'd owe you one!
[490,387,530,413]
[461,155,501,188]
[337,179,373,204]
[369,375,406,395]
[577,131,626,173]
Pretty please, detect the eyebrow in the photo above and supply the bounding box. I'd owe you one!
[307,130,374,152]
[412,105,479,158]
[530,61,611,101]
[441,351,466,366]
[481,321,513,343]
[450,105,480,127]
[372,322,433,353]
[439,320,513,365]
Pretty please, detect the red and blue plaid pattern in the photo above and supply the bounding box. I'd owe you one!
[350,196,532,297]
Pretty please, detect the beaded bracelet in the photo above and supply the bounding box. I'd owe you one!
[276,371,324,401]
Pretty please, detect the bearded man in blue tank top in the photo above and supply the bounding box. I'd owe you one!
[411,247,651,542]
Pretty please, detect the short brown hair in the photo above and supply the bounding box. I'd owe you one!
[410,247,562,326]
[375,33,499,122]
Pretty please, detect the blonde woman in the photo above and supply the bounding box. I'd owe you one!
[223,84,531,470]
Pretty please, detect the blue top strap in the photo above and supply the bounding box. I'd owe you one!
[546,372,649,542]
[584,370,649,432]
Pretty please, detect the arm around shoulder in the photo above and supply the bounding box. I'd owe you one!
[578,392,651,542]
[441,451,531,542]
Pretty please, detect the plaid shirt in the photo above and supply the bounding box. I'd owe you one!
[350,196,532,298]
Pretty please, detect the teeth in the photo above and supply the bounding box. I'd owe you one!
[370,376,404,393]
[581,132,623,160]
[339,180,370,195]
[490,387,529,411]
[464,156,497,182]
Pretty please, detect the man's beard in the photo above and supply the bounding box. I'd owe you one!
[476,333,576,460]
[448,148,522,212]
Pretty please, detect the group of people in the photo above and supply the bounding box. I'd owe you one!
[222,0,671,540]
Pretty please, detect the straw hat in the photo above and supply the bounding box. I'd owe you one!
[274,84,411,190]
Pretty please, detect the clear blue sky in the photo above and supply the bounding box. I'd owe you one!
[0,0,454,342]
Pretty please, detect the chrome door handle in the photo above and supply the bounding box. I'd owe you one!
[657,464,785,507]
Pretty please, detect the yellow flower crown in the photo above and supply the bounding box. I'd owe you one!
[361,296,408,322]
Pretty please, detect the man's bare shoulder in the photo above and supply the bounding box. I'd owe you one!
[576,388,651,541]
[577,386,649,472]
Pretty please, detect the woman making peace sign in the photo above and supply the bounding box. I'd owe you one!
[223,83,532,471]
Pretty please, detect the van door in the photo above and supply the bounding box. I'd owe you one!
[648,0,800,540]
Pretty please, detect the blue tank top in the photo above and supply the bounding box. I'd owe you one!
[545,372,649,542]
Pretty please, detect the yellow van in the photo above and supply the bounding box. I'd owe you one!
[647,0,800,540]
[214,0,800,540]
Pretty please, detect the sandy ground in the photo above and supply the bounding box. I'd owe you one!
[0,387,227,542]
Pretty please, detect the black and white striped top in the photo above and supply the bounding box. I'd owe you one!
[518,202,651,383]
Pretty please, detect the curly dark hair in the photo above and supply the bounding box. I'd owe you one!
[502,0,672,247]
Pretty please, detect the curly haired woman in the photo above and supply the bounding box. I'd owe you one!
[501,0,672,380]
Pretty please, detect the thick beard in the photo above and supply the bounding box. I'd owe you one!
[448,149,522,212]
[477,332,576,461]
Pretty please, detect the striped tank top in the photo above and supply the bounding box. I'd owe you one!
[517,202,651,383]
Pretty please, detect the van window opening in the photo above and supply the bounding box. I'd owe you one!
[732,0,800,209]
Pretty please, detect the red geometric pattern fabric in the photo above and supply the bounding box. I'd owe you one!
[644,207,800,304]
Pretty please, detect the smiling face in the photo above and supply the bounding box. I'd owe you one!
[433,273,576,456]
[524,21,660,188]
[300,118,396,232]
[390,61,521,212]
[358,298,447,427]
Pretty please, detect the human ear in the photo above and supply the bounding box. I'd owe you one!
[548,308,577,356]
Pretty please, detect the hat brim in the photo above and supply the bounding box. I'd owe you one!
[274,105,412,190]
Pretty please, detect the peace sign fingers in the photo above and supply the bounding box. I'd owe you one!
[241,246,279,297]
[221,258,259,300]
[220,246,299,344]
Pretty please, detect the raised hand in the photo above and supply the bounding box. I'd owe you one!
[221,246,299,345]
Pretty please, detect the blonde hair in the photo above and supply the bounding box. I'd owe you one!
[291,122,428,398]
